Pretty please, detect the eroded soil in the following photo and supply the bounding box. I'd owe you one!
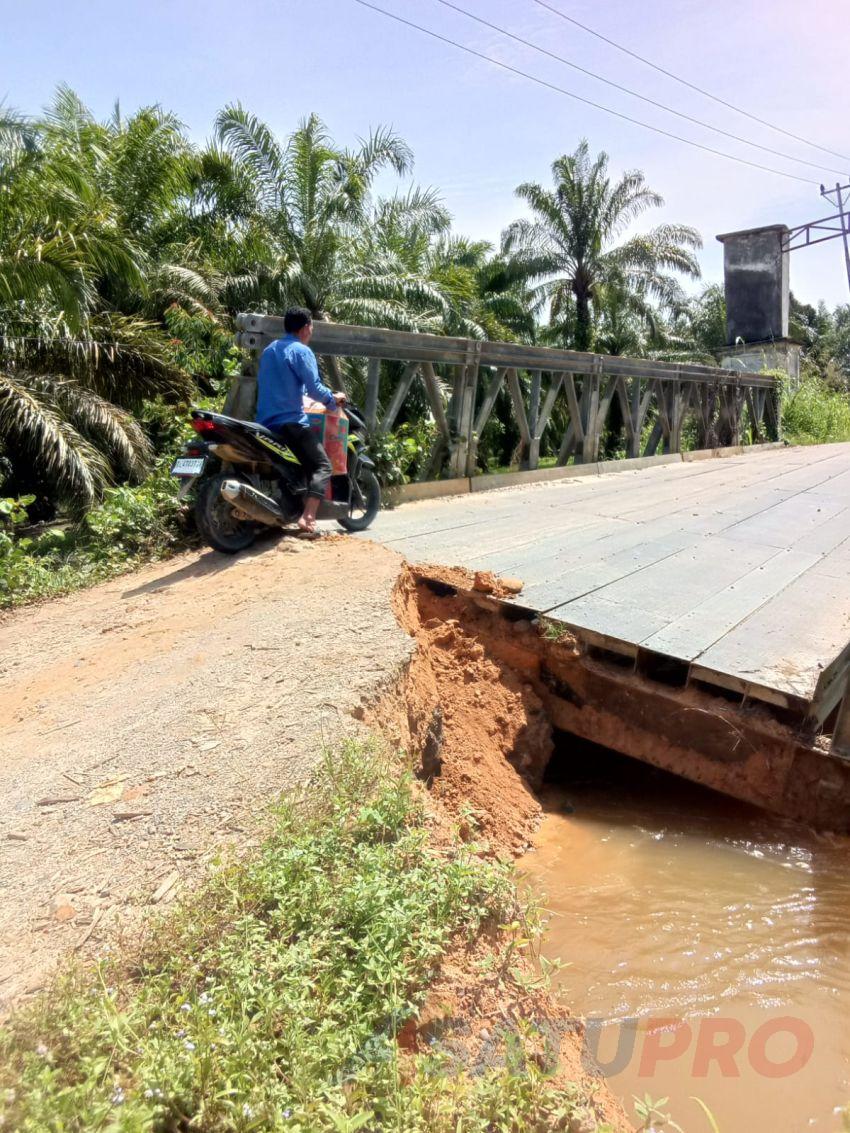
[370,565,628,1130]
[372,563,552,855]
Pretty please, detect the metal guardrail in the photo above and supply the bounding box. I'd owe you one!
[228,315,782,479]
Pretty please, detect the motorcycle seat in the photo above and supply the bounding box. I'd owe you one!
[192,410,281,442]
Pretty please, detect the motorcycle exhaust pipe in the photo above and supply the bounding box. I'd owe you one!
[220,480,286,527]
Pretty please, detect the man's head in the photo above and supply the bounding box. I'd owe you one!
[284,306,313,344]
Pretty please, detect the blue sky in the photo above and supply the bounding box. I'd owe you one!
[2,0,849,307]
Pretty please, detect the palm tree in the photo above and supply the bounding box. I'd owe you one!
[213,107,450,327]
[0,106,97,333]
[592,280,659,357]
[423,237,536,341]
[38,87,219,324]
[502,139,701,352]
[658,283,727,364]
[0,90,191,512]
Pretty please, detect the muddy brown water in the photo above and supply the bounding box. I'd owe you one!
[520,740,850,1133]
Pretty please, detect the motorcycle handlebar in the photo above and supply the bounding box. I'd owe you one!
[344,403,366,430]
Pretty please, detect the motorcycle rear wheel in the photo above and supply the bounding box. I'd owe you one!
[195,472,258,553]
[338,467,381,532]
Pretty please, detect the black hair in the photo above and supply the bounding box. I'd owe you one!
[283,307,313,334]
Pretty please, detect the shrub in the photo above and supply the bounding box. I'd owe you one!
[783,369,850,445]
[0,467,188,607]
[0,743,602,1133]
[369,419,438,486]
[80,466,184,563]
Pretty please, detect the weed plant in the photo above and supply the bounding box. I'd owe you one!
[0,743,610,1132]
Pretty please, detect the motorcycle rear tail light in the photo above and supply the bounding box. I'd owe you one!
[191,418,217,434]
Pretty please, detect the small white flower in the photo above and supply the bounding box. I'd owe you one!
[180,1003,191,1013]
[111,1086,125,1106]
[35,1043,49,1058]
[184,1039,196,1052]
[242,1103,254,1117]
[198,992,211,1005]
[208,1009,217,1018]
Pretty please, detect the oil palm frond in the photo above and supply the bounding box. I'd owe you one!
[502,139,701,351]
[0,370,109,510]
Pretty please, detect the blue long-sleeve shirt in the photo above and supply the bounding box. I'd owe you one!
[256,334,337,429]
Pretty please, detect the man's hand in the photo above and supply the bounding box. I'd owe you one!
[334,392,348,407]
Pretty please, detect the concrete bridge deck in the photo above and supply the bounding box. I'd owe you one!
[368,443,850,729]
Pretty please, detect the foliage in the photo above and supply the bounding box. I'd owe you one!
[659,283,727,363]
[502,139,701,352]
[0,494,34,525]
[0,386,222,608]
[80,464,184,559]
[633,1093,683,1132]
[0,88,194,512]
[0,741,608,1132]
[213,108,452,330]
[368,419,439,486]
[0,461,187,607]
[163,304,243,386]
[782,367,850,445]
[790,294,850,389]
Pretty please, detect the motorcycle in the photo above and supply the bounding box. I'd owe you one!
[169,403,381,553]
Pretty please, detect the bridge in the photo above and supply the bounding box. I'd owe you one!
[227,317,850,828]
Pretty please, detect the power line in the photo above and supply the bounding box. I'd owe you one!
[531,0,850,166]
[433,0,848,178]
[351,0,820,186]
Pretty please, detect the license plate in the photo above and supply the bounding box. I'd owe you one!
[170,457,206,477]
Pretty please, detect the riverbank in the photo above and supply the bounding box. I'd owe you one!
[0,740,627,1131]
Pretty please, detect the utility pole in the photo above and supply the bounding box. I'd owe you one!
[783,180,850,298]
[820,182,850,297]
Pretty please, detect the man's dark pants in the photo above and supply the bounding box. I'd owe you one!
[276,422,333,500]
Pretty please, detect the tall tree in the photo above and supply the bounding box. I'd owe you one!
[0,89,190,512]
[213,108,448,328]
[502,139,701,351]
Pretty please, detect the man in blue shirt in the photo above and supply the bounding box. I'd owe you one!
[256,307,346,533]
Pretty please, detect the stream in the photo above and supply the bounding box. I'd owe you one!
[520,741,850,1133]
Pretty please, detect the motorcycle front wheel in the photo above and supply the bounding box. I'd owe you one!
[338,467,381,532]
[195,472,258,553]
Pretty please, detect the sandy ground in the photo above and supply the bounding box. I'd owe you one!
[0,534,411,1010]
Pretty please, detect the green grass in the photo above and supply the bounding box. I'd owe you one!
[782,371,850,445]
[0,742,610,1132]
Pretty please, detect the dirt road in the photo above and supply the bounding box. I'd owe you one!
[0,535,410,1009]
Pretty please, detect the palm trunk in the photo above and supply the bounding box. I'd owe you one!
[575,289,592,352]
